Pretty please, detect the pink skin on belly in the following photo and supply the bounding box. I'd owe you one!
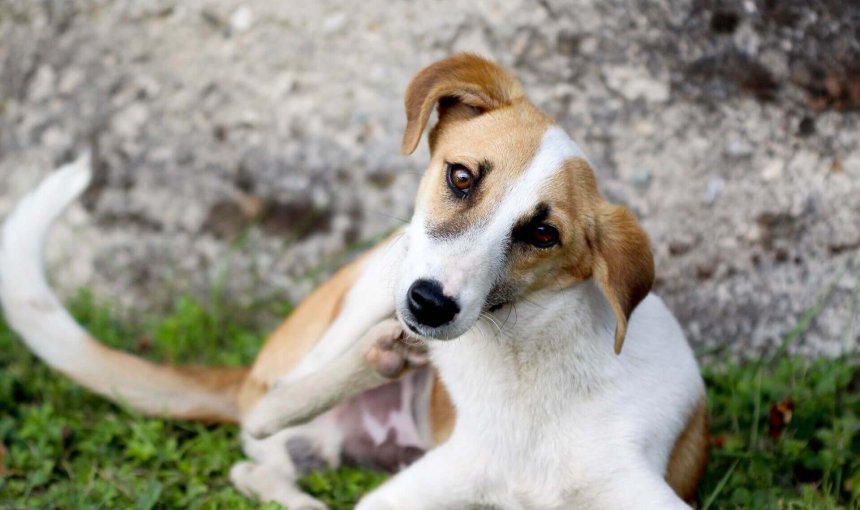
[334,367,433,471]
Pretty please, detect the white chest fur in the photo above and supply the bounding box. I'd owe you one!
[427,282,704,509]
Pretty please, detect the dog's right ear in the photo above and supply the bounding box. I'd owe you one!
[401,53,523,155]
[591,203,655,355]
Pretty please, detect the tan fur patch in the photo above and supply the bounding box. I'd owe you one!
[666,397,709,503]
[417,99,553,238]
[402,53,525,155]
[238,245,380,413]
[501,159,601,297]
[429,374,456,444]
[591,202,655,353]
[476,155,654,354]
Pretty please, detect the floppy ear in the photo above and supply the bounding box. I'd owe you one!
[401,53,523,155]
[592,204,655,355]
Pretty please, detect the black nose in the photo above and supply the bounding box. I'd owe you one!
[407,279,460,328]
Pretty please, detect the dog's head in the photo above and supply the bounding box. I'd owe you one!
[395,54,654,354]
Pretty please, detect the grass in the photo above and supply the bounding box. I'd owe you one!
[0,291,857,509]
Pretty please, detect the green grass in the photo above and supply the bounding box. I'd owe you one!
[0,292,857,509]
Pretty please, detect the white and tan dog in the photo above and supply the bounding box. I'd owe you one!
[0,54,707,509]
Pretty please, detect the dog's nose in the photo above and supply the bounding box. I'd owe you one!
[407,279,460,328]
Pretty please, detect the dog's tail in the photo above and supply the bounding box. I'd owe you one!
[0,154,248,423]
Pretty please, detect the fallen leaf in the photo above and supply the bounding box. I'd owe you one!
[824,75,843,99]
[134,335,153,353]
[849,77,860,108]
[831,158,844,174]
[806,96,829,112]
[768,398,795,439]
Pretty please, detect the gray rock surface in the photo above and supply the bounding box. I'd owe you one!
[1,0,858,356]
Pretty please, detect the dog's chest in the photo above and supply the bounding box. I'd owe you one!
[426,329,629,506]
[334,367,433,471]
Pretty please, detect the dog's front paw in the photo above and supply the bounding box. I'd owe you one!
[354,494,399,510]
[230,461,328,510]
[364,320,428,378]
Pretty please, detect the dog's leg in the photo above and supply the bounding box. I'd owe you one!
[580,465,692,510]
[353,443,478,510]
[231,412,344,510]
[244,319,427,439]
[230,460,326,510]
[279,233,408,384]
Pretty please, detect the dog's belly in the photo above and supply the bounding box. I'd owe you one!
[335,367,434,471]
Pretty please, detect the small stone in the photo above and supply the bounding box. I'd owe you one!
[710,11,740,34]
[322,13,348,34]
[725,139,753,159]
[511,31,531,58]
[579,36,598,56]
[41,127,74,161]
[604,66,669,103]
[203,200,247,239]
[29,65,56,102]
[696,263,717,280]
[797,116,815,137]
[704,176,725,204]
[633,120,655,136]
[58,67,86,95]
[668,239,695,256]
[761,159,783,181]
[112,103,150,138]
[631,168,653,190]
[200,7,227,31]
[556,30,581,56]
[230,6,254,34]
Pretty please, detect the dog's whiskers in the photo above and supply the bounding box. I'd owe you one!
[500,302,516,332]
[480,312,504,338]
[366,210,411,225]
[520,295,548,311]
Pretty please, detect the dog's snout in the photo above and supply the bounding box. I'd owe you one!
[407,279,459,328]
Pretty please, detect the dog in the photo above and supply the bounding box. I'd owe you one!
[0,54,707,509]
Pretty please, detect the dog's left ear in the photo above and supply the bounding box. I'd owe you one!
[401,53,523,155]
[591,203,655,355]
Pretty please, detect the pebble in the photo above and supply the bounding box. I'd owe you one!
[29,65,56,102]
[631,168,653,190]
[725,139,753,159]
[112,103,150,138]
[604,66,669,103]
[322,13,348,34]
[230,6,254,33]
[58,67,86,96]
[704,176,726,204]
[761,159,783,181]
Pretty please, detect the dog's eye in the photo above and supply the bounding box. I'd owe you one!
[446,163,474,197]
[529,224,560,248]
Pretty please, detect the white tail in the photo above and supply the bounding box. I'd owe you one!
[0,154,247,422]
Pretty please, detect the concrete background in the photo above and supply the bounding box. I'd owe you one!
[1,0,858,356]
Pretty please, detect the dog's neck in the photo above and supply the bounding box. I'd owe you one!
[429,280,623,427]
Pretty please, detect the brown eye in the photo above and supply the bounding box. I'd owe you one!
[446,163,474,197]
[529,224,560,248]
